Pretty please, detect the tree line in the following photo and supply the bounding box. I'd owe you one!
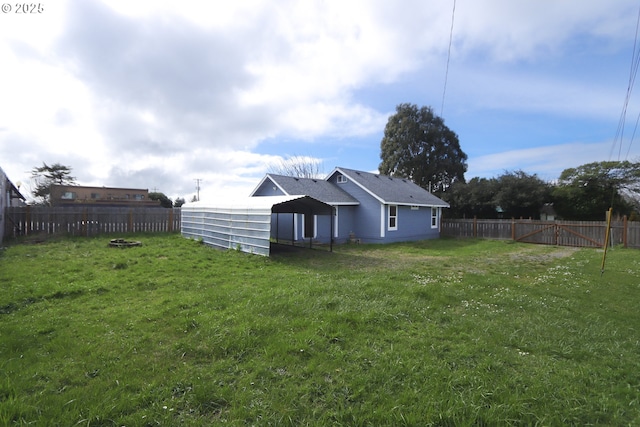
[380,103,640,221]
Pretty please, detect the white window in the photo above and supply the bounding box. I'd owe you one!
[61,191,76,200]
[431,207,438,228]
[388,205,398,230]
[337,174,347,183]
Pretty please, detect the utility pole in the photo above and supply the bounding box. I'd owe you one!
[194,178,202,201]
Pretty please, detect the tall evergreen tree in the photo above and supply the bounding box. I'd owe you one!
[379,103,467,194]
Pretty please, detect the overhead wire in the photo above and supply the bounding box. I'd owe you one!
[610,6,640,162]
[440,0,456,118]
[602,5,640,275]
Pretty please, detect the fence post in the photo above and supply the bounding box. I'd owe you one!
[623,215,628,248]
[26,205,31,235]
[168,209,174,232]
[128,209,133,233]
[82,208,88,237]
[473,216,477,238]
[511,218,515,241]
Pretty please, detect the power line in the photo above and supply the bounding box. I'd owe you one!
[610,5,640,162]
[440,0,456,117]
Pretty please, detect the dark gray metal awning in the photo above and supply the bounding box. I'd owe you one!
[271,195,334,215]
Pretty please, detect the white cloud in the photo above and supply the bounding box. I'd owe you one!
[2,0,640,202]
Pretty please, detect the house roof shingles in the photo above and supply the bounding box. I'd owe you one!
[335,167,450,207]
[265,174,359,205]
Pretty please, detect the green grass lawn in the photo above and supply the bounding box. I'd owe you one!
[1,234,639,426]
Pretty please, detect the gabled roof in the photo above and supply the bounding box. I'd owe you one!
[251,174,359,205]
[329,167,450,208]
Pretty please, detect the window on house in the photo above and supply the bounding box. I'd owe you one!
[134,194,144,200]
[431,207,438,228]
[61,192,76,200]
[388,205,398,230]
[337,174,347,183]
[91,193,100,199]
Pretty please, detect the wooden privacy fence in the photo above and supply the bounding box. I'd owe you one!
[441,217,640,248]
[4,206,181,240]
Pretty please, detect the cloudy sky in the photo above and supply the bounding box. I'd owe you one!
[2,0,640,202]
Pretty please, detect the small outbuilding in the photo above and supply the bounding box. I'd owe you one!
[181,195,334,256]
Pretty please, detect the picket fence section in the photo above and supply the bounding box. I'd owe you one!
[4,206,181,240]
[441,217,640,248]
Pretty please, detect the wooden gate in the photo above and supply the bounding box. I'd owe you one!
[514,220,605,248]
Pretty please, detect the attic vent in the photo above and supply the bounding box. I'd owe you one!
[402,179,407,183]
[388,177,393,180]
[294,178,299,181]
[312,179,317,182]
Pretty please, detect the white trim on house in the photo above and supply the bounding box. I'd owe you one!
[334,167,386,204]
[303,214,317,239]
[249,174,289,196]
[388,205,398,231]
[431,207,439,229]
[380,204,385,238]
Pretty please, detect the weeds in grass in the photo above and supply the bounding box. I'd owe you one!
[0,235,639,425]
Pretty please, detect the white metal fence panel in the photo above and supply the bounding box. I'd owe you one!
[181,205,272,256]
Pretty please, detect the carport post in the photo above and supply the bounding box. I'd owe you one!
[330,206,334,252]
[291,214,295,246]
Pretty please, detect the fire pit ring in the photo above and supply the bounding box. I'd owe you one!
[109,238,142,248]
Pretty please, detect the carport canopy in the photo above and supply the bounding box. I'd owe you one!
[270,195,334,216]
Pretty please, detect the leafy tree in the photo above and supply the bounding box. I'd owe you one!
[379,103,467,194]
[443,171,551,219]
[443,177,497,218]
[493,170,551,219]
[30,162,76,205]
[173,197,186,208]
[149,192,173,208]
[552,161,640,220]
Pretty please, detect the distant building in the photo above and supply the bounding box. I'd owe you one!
[50,185,161,207]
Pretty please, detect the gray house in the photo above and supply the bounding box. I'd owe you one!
[250,167,449,244]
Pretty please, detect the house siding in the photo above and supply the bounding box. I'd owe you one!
[330,170,444,244]
[381,205,440,243]
[253,179,285,197]
[332,177,384,242]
